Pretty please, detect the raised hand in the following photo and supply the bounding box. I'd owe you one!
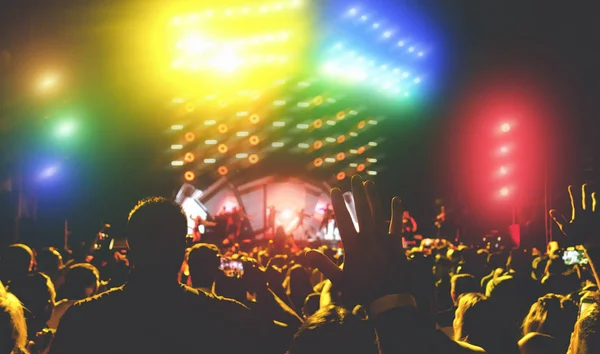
[307,175,408,306]
[550,184,600,248]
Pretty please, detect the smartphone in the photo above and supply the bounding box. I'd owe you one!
[563,248,589,266]
[219,257,244,278]
[337,248,343,257]
[580,297,596,318]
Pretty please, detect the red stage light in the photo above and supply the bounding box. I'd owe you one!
[184,171,195,181]
[249,135,260,145]
[336,152,345,161]
[500,123,511,133]
[248,154,259,164]
[337,135,345,143]
[314,158,323,167]
[336,172,346,180]
[185,132,195,142]
[313,119,323,129]
[358,120,366,129]
[357,146,365,154]
[218,144,228,154]
[357,164,365,172]
[218,166,229,176]
[218,124,228,133]
[499,166,508,175]
[499,187,510,197]
[249,114,260,124]
[184,152,195,162]
[313,140,323,150]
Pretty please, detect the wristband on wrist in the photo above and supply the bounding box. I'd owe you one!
[368,293,417,318]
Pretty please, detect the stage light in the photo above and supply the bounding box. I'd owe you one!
[499,187,510,197]
[358,121,366,129]
[205,140,217,145]
[349,132,358,137]
[326,137,336,143]
[313,119,323,128]
[313,96,323,105]
[248,114,260,124]
[184,171,195,181]
[248,154,259,164]
[368,120,378,125]
[218,124,228,133]
[397,41,405,47]
[218,166,229,176]
[383,31,392,38]
[499,146,509,154]
[56,121,76,138]
[273,100,286,106]
[273,121,286,127]
[313,158,323,167]
[204,158,216,164]
[326,120,336,126]
[298,143,309,148]
[367,158,378,163]
[414,77,421,84]
[272,142,284,147]
[350,149,358,154]
[171,125,184,130]
[249,135,260,145]
[296,123,309,129]
[171,144,183,150]
[204,120,216,126]
[360,15,367,21]
[367,170,377,176]
[297,102,310,108]
[408,47,415,52]
[218,99,228,107]
[336,152,346,161]
[236,153,248,159]
[325,157,335,163]
[337,135,345,143]
[499,166,508,175]
[236,131,249,137]
[185,132,195,142]
[357,164,366,172]
[39,165,59,179]
[368,141,378,147]
[349,163,358,167]
[236,111,249,117]
[372,23,380,29]
[418,51,424,57]
[336,172,346,180]
[218,144,228,153]
[184,153,195,162]
[348,8,357,16]
[171,161,184,166]
[313,140,323,149]
[336,111,346,120]
[357,146,366,154]
[500,123,511,133]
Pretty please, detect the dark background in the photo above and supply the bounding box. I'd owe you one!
[1,0,599,248]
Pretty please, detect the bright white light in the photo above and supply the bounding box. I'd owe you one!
[272,142,285,147]
[39,165,59,179]
[297,102,310,108]
[205,140,218,145]
[372,23,380,29]
[39,74,59,90]
[349,163,358,168]
[360,15,368,21]
[383,31,392,38]
[500,123,511,133]
[204,120,216,125]
[236,153,248,158]
[325,137,336,143]
[171,125,184,130]
[204,158,216,164]
[499,187,510,197]
[273,121,286,127]
[368,141,378,147]
[273,100,286,106]
[171,144,183,150]
[298,143,309,148]
[408,46,415,52]
[397,41,405,47]
[56,121,76,137]
[367,170,377,176]
[499,166,508,175]
[499,146,509,154]
[348,8,357,15]
[296,123,309,129]
[171,161,184,166]
[325,158,336,163]
[367,158,378,163]
[418,51,424,57]
[236,131,249,137]
[414,77,421,84]
[402,72,410,78]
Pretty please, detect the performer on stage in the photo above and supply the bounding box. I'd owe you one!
[402,210,418,248]
[319,204,335,239]
[267,205,277,237]
[435,205,446,239]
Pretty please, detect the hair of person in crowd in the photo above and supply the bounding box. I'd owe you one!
[0,244,34,284]
[0,281,28,354]
[7,272,55,338]
[60,263,100,301]
[518,332,562,354]
[521,293,578,352]
[126,197,188,275]
[450,274,479,306]
[187,243,221,290]
[287,305,379,354]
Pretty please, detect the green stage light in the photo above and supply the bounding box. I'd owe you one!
[56,121,76,138]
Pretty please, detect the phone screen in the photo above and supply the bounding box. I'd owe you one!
[219,257,244,278]
[581,299,594,318]
[563,249,589,266]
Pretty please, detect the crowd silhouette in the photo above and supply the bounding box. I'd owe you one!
[1,176,599,353]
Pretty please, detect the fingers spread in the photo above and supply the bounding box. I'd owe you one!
[364,180,384,234]
[389,197,405,236]
[569,185,579,220]
[351,175,372,234]
[583,184,594,211]
[305,250,343,283]
[549,209,568,233]
[593,192,597,212]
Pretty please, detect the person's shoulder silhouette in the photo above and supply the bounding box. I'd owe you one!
[50,197,265,354]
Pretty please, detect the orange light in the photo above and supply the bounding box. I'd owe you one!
[336,111,346,120]
[336,172,346,180]
[186,104,196,112]
[218,124,228,133]
[357,164,365,172]
[249,135,260,145]
[248,154,259,164]
[184,171,195,181]
[313,119,323,129]
[313,96,323,106]
[184,132,195,142]
[358,120,366,129]
[336,152,346,161]
[357,146,365,154]
[313,158,323,167]
[218,144,228,154]
[218,99,228,107]
[218,166,229,176]
[337,135,345,143]
[249,114,260,124]
[313,140,323,150]
[184,153,195,162]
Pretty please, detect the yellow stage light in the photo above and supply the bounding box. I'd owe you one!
[184,132,195,142]
[358,120,366,129]
[249,154,259,164]
[336,111,346,120]
[357,146,365,154]
[184,153,195,162]
[313,140,323,150]
[184,171,195,181]
[336,172,346,181]
[218,166,229,176]
[357,164,365,172]
[249,135,260,145]
[336,152,346,161]
[218,124,228,133]
[313,158,323,167]
[313,119,323,128]
[249,114,260,124]
[337,135,345,143]
[218,144,228,154]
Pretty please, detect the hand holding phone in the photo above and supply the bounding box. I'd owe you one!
[219,257,244,278]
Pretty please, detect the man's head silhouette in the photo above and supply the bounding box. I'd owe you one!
[127,197,187,276]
